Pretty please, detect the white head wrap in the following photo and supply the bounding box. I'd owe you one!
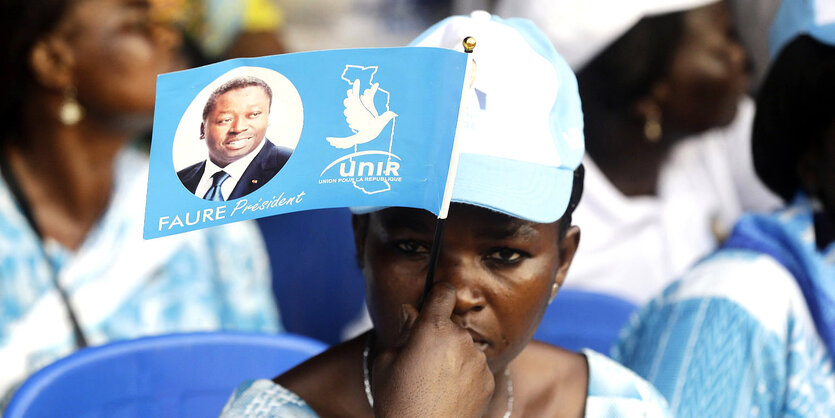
[496,0,719,70]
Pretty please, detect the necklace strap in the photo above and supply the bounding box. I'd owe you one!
[504,367,514,418]
[0,152,88,349]
[362,334,374,407]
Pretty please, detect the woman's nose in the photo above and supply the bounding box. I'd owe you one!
[720,32,749,77]
[151,23,187,72]
[437,257,486,314]
[152,24,181,50]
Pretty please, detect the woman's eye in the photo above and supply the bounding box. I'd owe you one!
[123,17,151,34]
[396,241,428,254]
[487,249,523,263]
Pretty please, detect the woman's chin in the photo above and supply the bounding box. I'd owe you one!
[104,112,154,134]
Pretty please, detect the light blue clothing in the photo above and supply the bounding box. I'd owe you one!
[0,148,280,403]
[220,349,671,417]
[614,197,835,417]
[721,194,835,358]
[221,380,317,418]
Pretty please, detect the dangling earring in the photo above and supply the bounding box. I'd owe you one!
[810,195,824,212]
[643,103,662,143]
[548,282,560,304]
[59,86,84,126]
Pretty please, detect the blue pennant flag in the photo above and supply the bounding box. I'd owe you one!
[144,47,469,239]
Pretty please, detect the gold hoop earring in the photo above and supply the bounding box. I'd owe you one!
[59,86,84,126]
[643,104,662,143]
[548,282,560,304]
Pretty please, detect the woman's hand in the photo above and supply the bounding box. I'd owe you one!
[370,282,495,418]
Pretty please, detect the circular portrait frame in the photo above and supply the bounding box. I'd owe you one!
[172,66,304,172]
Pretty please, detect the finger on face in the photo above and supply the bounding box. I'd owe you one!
[399,304,418,331]
[417,282,458,327]
[391,303,419,348]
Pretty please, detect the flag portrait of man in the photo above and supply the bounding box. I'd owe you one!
[173,68,304,201]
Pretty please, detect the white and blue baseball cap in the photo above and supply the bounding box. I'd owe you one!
[412,11,584,223]
[770,0,835,57]
[353,11,584,223]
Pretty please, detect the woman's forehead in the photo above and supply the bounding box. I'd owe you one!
[372,205,558,238]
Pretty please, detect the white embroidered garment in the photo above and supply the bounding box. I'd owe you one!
[0,148,280,403]
[566,98,780,303]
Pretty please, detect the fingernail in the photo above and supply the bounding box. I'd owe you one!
[399,304,408,327]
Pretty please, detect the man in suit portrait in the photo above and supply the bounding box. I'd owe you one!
[178,76,293,201]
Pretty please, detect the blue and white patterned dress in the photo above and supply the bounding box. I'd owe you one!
[219,349,671,417]
[614,196,835,417]
[0,148,281,403]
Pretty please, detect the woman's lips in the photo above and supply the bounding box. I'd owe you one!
[466,328,491,351]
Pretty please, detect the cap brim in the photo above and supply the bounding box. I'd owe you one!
[350,153,574,223]
[450,153,574,223]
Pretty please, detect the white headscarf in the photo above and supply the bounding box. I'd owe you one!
[496,0,719,70]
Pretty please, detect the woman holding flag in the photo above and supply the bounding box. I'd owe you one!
[222,12,670,417]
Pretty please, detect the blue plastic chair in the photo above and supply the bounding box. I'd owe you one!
[533,289,638,353]
[258,208,366,344]
[5,332,327,418]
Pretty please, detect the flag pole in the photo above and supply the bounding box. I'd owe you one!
[418,36,477,310]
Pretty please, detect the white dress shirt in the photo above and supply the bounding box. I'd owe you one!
[194,139,267,200]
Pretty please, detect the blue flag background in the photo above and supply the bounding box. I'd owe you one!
[144,47,468,239]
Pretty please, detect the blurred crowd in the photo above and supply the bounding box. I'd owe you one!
[3,0,835,416]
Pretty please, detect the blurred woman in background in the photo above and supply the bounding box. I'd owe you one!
[498,0,780,305]
[615,0,835,414]
[0,0,280,404]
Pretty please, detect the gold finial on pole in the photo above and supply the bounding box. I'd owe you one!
[463,36,476,53]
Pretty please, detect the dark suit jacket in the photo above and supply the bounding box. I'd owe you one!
[177,139,292,200]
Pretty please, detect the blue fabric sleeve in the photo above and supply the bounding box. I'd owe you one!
[614,293,835,417]
[583,349,672,417]
[220,379,318,417]
[613,297,787,417]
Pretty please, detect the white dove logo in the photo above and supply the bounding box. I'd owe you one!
[326,78,398,149]
[319,66,402,196]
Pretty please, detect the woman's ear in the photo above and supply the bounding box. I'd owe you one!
[28,35,75,91]
[797,147,822,196]
[632,95,659,120]
[631,84,671,143]
[551,225,580,302]
[351,214,370,269]
[631,82,671,126]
